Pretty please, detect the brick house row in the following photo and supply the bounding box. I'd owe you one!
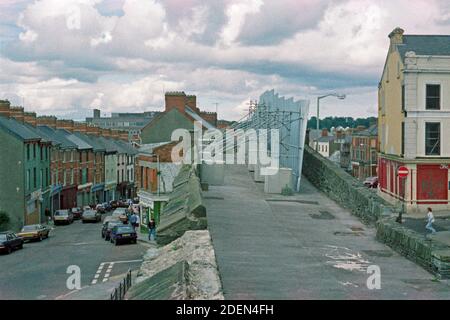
[0,100,137,230]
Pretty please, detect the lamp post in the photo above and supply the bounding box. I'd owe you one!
[316,93,346,151]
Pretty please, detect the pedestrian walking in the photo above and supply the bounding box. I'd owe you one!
[148,218,156,241]
[130,212,138,230]
[425,207,437,234]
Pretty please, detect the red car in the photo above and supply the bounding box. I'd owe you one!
[70,207,83,220]
[364,176,379,188]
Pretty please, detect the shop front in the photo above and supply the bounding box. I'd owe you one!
[77,182,93,207]
[50,183,63,214]
[91,183,105,204]
[60,185,77,209]
[137,190,169,234]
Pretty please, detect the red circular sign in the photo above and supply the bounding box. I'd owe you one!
[398,166,409,178]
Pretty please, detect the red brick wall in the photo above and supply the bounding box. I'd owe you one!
[165,94,187,113]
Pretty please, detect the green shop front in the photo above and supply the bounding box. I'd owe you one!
[137,190,168,234]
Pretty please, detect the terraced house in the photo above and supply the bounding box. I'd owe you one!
[378,28,450,213]
[0,101,51,230]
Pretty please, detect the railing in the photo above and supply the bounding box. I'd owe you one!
[110,269,132,300]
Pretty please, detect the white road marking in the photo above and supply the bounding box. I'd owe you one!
[91,260,142,285]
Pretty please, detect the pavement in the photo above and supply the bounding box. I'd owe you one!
[204,165,450,300]
[0,214,149,300]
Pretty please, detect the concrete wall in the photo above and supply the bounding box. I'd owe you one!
[377,217,450,278]
[302,145,394,223]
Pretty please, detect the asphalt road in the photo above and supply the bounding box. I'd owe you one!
[0,215,148,300]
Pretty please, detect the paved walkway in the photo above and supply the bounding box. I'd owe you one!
[204,165,450,300]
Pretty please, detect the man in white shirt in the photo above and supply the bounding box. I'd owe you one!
[425,207,436,234]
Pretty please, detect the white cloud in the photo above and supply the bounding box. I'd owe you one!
[2,0,450,121]
[220,0,264,46]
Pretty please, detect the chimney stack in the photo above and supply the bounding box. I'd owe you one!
[0,100,11,118]
[100,128,112,138]
[37,116,57,128]
[119,131,129,142]
[110,129,120,139]
[10,106,24,122]
[86,125,101,136]
[73,122,87,133]
[321,128,328,137]
[389,27,404,46]
[93,109,100,119]
[56,119,75,132]
[24,112,37,127]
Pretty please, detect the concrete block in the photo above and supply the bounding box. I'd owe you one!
[200,161,224,186]
[264,167,293,194]
[254,163,265,182]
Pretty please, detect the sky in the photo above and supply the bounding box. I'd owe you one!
[1,0,450,121]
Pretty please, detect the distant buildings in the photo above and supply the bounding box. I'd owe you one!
[351,124,378,180]
[86,109,160,143]
[378,27,450,212]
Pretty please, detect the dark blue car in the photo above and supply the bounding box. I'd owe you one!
[0,231,24,254]
[110,225,137,246]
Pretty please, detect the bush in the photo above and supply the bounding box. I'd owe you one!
[0,211,10,231]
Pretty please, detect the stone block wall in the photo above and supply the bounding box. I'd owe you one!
[302,145,395,223]
[377,218,450,278]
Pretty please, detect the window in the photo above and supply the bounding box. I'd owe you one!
[46,168,49,186]
[33,167,37,188]
[401,85,405,111]
[426,84,440,110]
[26,170,30,190]
[40,169,43,188]
[33,144,36,159]
[40,146,43,161]
[425,122,440,156]
[27,145,30,160]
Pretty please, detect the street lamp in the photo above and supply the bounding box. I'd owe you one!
[315,93,346,151]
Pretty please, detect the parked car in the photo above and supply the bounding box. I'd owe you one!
[17,224,50,241]
[81,209,101,223]
[102,220,123,240]
[95,204,106,214]
[364,176,379,188]
[110,225,137,245]
[71,207,83,220]
[83,205,92,211]
[102,202,112,212]
[0,231,24,254]
[53,209,74,225]
[112,208,129,223]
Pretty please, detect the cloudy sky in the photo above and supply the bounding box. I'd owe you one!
[1,0,450,121]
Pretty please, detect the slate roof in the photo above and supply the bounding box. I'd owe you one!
[353,124,377,137]
[72,132,106,152]
[57,129,92,150]
[114,139,138,155]
[0,116,42,141]
[398,35,450,61]
[35,125,78,149]
[96,136,119,153]
[316,136,335,143]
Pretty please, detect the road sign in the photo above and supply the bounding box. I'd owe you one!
[398,166,409,178]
